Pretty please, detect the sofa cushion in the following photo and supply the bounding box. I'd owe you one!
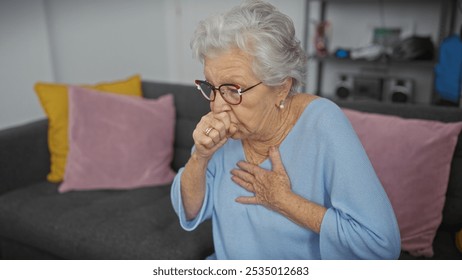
[0,181,213,259]
[35,75,143,183]
[336,100,462,231]
[59,86,175,193]
[343,108,462,257]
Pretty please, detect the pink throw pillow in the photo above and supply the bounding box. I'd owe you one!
[59,86,176,193]
[343,108,462,257]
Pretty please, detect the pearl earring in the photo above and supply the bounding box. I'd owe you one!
[279,100,285,109]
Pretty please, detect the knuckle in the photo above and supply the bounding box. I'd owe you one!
[192,132,201,142]
[215,120,226,130]
[203,138,214,146]
[199,115,208,123]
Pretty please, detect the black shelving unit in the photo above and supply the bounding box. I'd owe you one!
[304,0,458,103]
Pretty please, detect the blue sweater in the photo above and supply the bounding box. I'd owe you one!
[171,98,401,259]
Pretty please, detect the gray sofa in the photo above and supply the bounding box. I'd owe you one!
[0,81,214,259]
[0,81,461,259]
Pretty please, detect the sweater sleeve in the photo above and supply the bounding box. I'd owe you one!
[315,102,401,259]
[170,147,218,231]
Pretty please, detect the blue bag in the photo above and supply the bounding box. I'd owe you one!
[434,35,462,103]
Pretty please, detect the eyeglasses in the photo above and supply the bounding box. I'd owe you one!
[194,80,262,105]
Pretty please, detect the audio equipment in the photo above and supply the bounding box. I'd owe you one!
[335,74,353,99]
[384,78,414,103]
[335,74,412,102]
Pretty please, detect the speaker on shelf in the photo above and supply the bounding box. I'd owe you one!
[384,78,414,103]
[335,74,353,99]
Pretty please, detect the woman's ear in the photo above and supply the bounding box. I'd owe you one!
[278,78,293,98]
[275,78,293,110]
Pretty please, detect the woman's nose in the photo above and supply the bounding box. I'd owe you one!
[211,91,230,113]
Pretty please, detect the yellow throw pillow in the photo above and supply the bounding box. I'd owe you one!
[35,75,142,182]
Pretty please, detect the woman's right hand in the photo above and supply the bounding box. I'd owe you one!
[192,111,237,160]
[181,111,237,220]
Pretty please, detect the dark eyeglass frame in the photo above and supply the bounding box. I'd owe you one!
[194,80,263,105]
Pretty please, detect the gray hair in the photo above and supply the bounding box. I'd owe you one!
[190,0,306,95]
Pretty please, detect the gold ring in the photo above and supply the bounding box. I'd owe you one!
[204,127,213,136]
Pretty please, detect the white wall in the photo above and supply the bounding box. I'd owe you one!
[0,0,305,130]
[45,0,169,84]
[0,0,54,129]
[2,0,453,129]
[46,0,305,85]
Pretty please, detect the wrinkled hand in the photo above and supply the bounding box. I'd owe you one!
[232,146,292,211]
[192,111,238,160]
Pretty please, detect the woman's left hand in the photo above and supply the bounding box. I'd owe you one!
[232,146,292,211]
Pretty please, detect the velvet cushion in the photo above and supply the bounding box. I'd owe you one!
[343,109,462,257]
[59,86,175,193]
[35,75,143,182]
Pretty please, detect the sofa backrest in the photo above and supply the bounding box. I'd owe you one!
[142,81,209,172]
[336,99,462,230]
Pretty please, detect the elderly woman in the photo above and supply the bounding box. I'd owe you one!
[171,0,400,260]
